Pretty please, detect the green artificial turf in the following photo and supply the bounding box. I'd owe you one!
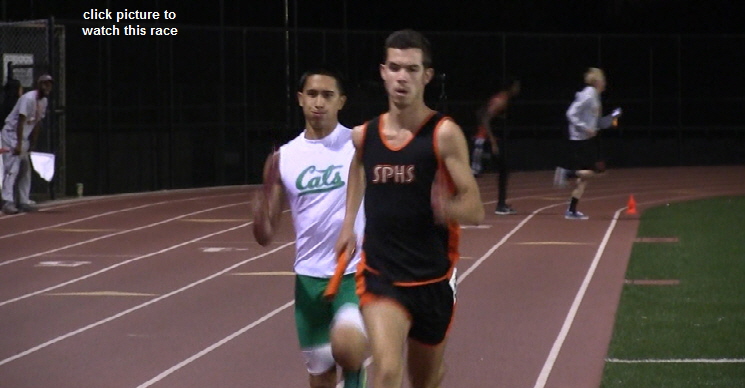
[601,196,745,387]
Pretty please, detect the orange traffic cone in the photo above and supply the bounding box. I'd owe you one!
[625,195,637,215]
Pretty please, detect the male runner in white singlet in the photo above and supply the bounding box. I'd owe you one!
[252,68,368,388]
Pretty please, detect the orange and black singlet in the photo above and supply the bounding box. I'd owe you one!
[360,112,460,285]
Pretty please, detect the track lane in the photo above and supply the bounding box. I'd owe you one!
[1,167,743,387]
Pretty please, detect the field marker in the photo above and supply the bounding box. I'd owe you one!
[624,279,680,286]
[201,247,249,253]
[39,253,133,258]
[45,291,157,297]
[669,189,699,195]
[180,218,250,223]
[460,225,492,229]
[48,228,118,232]
[606,358,745,364]
[514,241,593,246]
[634,237,679,243]
[36,261,91,267]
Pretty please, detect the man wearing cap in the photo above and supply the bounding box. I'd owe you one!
[1,74,53,214]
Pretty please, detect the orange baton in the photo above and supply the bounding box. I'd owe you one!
[323,251,349,301]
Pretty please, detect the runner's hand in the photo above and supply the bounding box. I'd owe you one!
[334,227,357,261]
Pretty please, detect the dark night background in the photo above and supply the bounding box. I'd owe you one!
[1,1,743,197]
[4,0,743,34]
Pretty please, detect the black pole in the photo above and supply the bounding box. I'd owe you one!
[292,0,298,135]
[168,33,175,189]
[217,0,226,186]
[284,0,291,136]
[47,16,56,199]
[343,0,348,80]
[437,73,448,114]
[106,29,112,193]
[242,29,249,183]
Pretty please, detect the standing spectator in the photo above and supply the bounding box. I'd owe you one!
[1,74,53,214]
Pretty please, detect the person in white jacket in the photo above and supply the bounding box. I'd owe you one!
[553,68,621,219]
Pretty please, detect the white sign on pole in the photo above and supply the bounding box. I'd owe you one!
[2,53,34,87]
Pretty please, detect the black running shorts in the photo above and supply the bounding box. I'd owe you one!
[358,269,456,345]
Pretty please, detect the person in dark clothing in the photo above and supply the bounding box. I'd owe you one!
[1,79,23,123]
[0,79,24,186]
[478,79,520,215]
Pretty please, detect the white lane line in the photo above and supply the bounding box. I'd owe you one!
[605,358,745,363]
[0,185,257,220]
[131,187,730,386]
[133,206,563,387]
[0,202,242,268]
[532,207,625,388]
[0,202,164,239]
[134,185,728,386]
[0,239,294,367]
[0,193,244,240]
[0,203,244,305]
[138,198,557,387]
[136,300,295,388]
[134,198,588,386]
[458,202,561,284]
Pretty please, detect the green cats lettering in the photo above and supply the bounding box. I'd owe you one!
[295,165,344,195]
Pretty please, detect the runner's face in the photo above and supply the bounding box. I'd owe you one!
[39,81,53,97]
[297,75,346,130]
[380,48,433,106]
[595,77,606,93]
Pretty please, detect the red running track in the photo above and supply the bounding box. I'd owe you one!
[1,166,744,388]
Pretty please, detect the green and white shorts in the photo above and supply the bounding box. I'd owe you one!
[294,273,361,348]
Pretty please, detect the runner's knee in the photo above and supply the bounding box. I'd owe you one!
[572,182,586,198]
[302,344,335,375]
[375,360,404,387]
[332,303,366,333]
[331,303,368,369]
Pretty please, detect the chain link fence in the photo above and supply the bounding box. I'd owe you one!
[50,21,745,195]
[0,18,65,200]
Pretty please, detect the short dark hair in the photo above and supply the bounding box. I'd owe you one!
[297,67,346,95]
[384,29,432,68]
